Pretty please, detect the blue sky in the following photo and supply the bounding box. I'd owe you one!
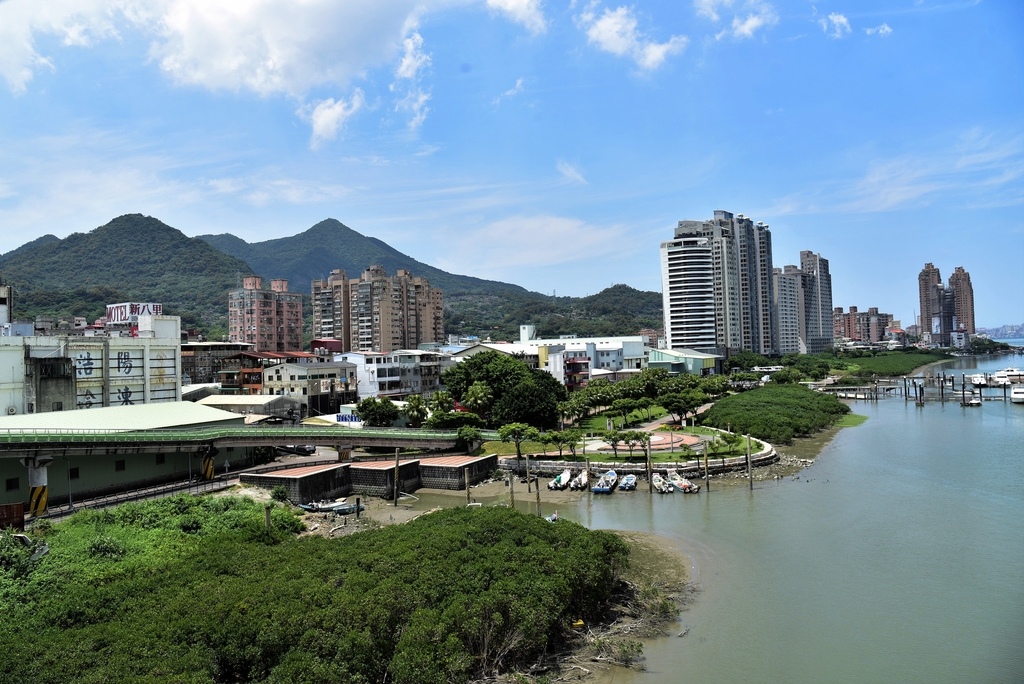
[0,0,1021,328]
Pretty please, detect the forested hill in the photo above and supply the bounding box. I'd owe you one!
[197,218,525,298]
[0,214,251,331]
[0,214,663,340]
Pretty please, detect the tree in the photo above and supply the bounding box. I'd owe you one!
[441,351,531,402]
[456,425,482,452]
[657,389,707,427]
[622,430,647,461]
[491,378,559,430]
[461,381,493,417]
[562,428,584,460]
[429,390,455,414]
[497,422,540,471]
[355,397,399,427]
[402,394,428,428]
[610,398,637,428]
[602,429,623,459]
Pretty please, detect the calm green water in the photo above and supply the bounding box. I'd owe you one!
[578,354,1024,684]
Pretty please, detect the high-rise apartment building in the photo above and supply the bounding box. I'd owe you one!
[799,251,834,353]
[948,266,975,334]
[228,276,303,352]
[917,262,941,332]
[311,269,351,349]
[773,254,834,354]
[661,210,777,356]
[348,266,444,353]
[773,266,805,354]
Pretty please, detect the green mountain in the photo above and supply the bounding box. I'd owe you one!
[0,215,663,340]
[197,218,526,298]
[0,214,252,333]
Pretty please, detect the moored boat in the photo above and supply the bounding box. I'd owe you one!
[970,373,987,387]
[1000,367,1024,383]
[1011,385,1024,404]
[667,469,701,493]
[618,474,637,491]
[569,469,589,490]
[591,469,618,494]
[299,498,365,515]
[651,472,673,494]
[548,468,572,490]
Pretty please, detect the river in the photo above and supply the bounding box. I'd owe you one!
[578,351,1024,684]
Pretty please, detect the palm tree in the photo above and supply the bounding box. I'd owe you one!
[429,390,455,415]
[402,394,428,428]
[462,381,493,418]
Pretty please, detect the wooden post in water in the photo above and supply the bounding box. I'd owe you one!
[355,497,361,519]
[509,471,515,508]
[525,453,532,493]
[746,434,753,490]
[646,439,653,494]
[465,467,471,505]
[703,445,710,492]
[394,448,400,506]
[535,477,542,517]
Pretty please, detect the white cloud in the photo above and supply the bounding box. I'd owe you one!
[767,130,1024,215]
[486,0,547,34]
[492,77,525,105]
[694,0,733,22]
[865,23,893,37]
[730,3,778,39]
[390,30,432,130]
[819,12,852,39]
[443,215,625,273]
[303,91,366,149]
[557,160,587,184]
[577,5,688,70]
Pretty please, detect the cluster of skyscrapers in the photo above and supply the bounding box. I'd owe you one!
[917,263,974,346]
[227,267,444,354]
[660,210,833,357]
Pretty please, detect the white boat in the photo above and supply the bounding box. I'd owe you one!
[548,468,571,490]
[651,472,673,494]
[970,373,987,387]
[618,474,637,491]
[990,371,1011,387]
[1000,368,1024,383]
[667,469,701,493]
[591,470,618,494]
[1011,385,1024,404]
[569,469,589,491]
[961,392,982,407]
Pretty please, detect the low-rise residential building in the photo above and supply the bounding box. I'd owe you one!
[337,349,453,399]
[262,361,357,417]
[181,340,252,385]
[646,347,722,376]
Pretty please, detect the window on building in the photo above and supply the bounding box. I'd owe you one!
[69,467,80,480]
[51,401,63,411]
[115,460,126,472]
[5,477,19,492]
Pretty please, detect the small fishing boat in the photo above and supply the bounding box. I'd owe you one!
[970,373,987,387]
[651,472,673,494]
[667,469,700,493]
[618,474,637,491]
[299,498,365,515]
[569,469,589,490]
[591,470,618,494]
[548,468,572,490]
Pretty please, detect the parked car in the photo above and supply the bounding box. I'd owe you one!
[276,445,316,456]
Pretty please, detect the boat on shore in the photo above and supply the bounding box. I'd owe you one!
[548,468,571,490]
[618,474,637,491]
[651,472,673,494]
[1011,385,1024,404]
[591,470,618,494]
[569,469,589,490]
[667,469,701,493]
[298,498,365,515]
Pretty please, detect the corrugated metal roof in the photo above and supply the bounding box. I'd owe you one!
[420,455,495,467]
[251,463,347,478]
[350,459,420,470]
[0,401,245,431]
[197,395,282,406]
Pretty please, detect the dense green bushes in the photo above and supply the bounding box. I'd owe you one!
[700,384,850,445]
[0,497,628,684]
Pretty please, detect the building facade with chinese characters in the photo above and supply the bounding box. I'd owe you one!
[0,315,182,416]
